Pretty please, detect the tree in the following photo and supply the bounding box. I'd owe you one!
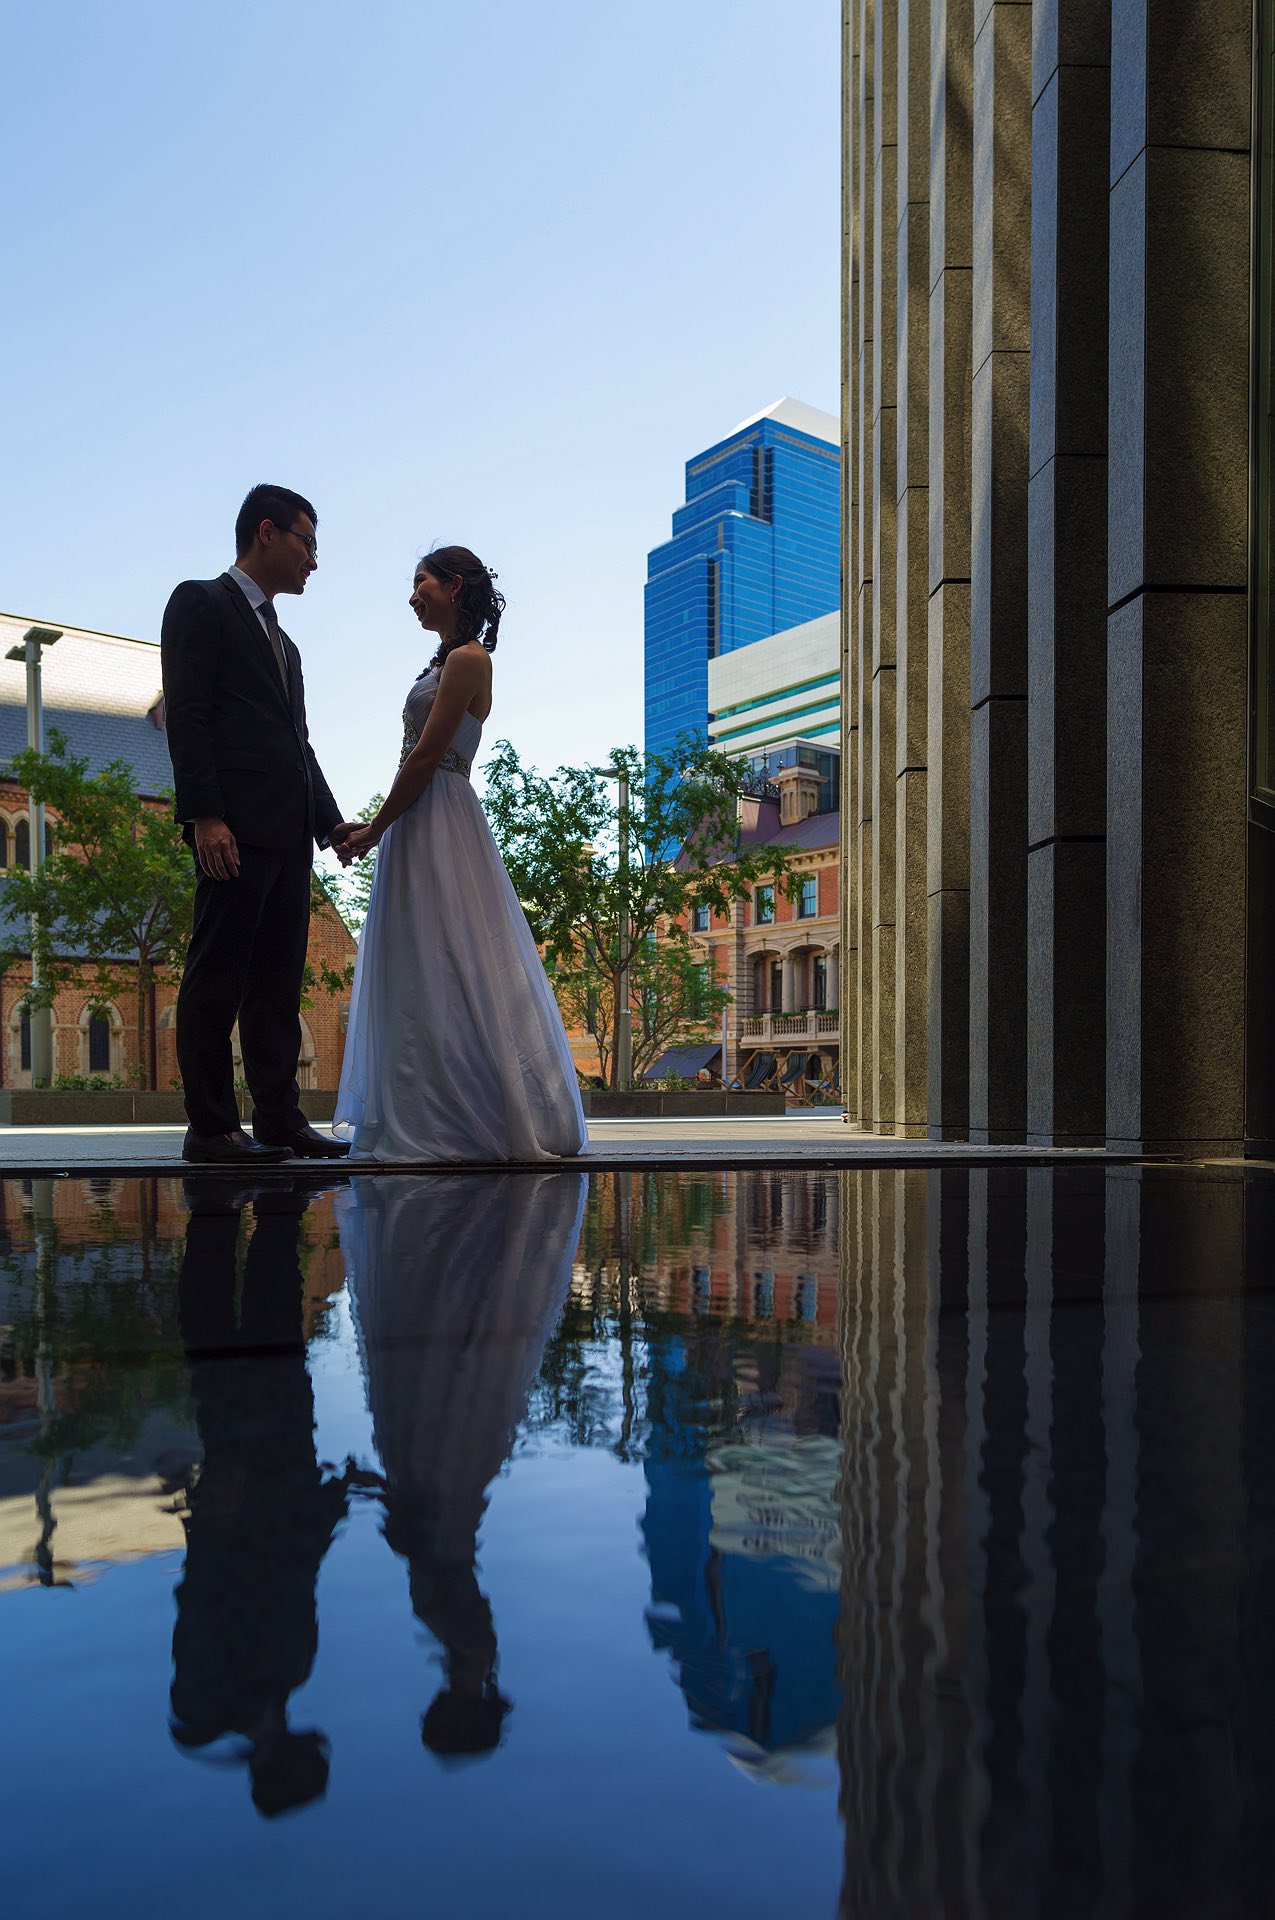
[3,731,195,1088]
[484,737,797,1087]
[333,793,384,934]
[552,930,729,1084]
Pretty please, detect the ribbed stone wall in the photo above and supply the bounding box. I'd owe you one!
[841,0,1264,1153]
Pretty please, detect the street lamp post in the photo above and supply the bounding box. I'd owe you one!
[6,627,61,1086]
[592,763,632,1090]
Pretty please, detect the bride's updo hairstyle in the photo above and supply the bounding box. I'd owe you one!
[423,544,505,673]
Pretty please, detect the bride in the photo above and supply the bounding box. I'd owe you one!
[333,546,588,1163]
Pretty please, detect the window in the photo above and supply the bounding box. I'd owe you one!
[770,959,783,1011]
[755,885,775,925]
[813,955,828,1009]
[799,875,818,918]
[0,822,8,869]
[88,1014,111,1074]
[15,820,29,870]
[20,1015,30,1072]
[692,902,710,933]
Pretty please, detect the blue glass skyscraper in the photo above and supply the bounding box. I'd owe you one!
[644,398,841,765]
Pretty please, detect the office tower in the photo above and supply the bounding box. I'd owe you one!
[644,398,840,766]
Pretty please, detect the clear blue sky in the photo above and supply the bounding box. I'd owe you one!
[2,0,839,817]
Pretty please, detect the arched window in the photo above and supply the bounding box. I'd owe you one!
[88,1014,111,1074]
[0,822,9,869]
[20,1015,30,1072]
[44,822,53,858]
[14,820,29,870]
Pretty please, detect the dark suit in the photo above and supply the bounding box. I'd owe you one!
[161,572,343,1137]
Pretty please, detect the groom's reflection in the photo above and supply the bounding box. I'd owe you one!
[169,1179,352,1818]
[338,1172,585,1762]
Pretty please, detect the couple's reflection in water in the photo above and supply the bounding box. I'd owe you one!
[170,1170,583,1813]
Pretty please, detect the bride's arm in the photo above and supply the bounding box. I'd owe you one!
[358,648,490,843]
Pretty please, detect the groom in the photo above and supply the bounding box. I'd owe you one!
[162,484,357,1164]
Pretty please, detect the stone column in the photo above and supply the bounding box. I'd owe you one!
[856,0,878,1127]
[1106,0,1252,1154]
[926,0,973,1138]
[968,0,1031,1145]
[782,950,801,1014]
[871,0,900,1130]
[840,0,859,1120]
[894,0,931,1136]
[829,944,840,1011]
[1026,0,1109,1147]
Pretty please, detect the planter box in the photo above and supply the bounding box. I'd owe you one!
[580,1089,788,1119]
[0,1089,340,1127]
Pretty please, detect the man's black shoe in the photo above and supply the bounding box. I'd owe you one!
[182,1127,294,1165]
[254,1121,350,1160]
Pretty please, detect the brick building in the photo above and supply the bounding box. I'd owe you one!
[0,613,354,1090]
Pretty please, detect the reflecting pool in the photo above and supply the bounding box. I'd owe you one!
[1,1165,1272,1917]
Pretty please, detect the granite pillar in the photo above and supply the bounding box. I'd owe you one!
[969,0,1031,1145]
[871,0,900,1130]
[895,0,931,1136]
[841,0,860,1119]
[1106,0,1252,1154]
[856,0,878,1126]
[927,0,974,1138]
[1026,0,1109,1147]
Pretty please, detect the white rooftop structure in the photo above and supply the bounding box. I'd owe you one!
[727,396,840,446]
[708,611,840,759]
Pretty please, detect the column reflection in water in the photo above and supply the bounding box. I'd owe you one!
[171,1180,353,1819]
[832,1164,1275,1918]
[337,1172,585,1761]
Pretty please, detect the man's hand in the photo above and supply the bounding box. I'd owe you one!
[194,816,240,880]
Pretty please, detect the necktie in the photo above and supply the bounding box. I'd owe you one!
[258,598,290,691]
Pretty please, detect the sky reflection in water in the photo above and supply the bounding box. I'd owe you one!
[1,1165,1272,1919]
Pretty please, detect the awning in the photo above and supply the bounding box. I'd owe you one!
[642,1043,722,1082]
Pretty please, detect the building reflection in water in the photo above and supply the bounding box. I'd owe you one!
[832,1164,1275,1920]
[562,1170,847,1783]
[170,1180,353,1818]
[338,1172,585,1762]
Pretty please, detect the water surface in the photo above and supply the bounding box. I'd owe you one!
[1,1165,1271,1918]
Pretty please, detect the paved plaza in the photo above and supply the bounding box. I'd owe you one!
[0,1109,1243,1175]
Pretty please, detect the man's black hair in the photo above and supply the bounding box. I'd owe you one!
[235,484,318,557]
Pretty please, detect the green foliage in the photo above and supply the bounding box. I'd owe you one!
[484,737,796,1086]
[333,792,384,933]
[1,731,195,1087]
[51,1073,126,1092]
[552,932,729,1084]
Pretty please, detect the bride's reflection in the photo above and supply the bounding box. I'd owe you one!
[169,1180,352,1818]
[338,1172,584,1761]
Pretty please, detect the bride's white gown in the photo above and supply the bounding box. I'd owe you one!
[333,669,588,1163]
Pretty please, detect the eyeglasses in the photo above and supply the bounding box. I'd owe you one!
[273,523,318,561]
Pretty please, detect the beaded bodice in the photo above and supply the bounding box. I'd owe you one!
[398,669,483,776]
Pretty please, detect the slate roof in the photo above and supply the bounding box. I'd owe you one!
[0,614,172,799]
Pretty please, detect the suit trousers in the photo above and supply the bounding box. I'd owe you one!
[177,840,313,1137]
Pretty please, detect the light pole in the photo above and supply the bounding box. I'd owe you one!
[592,763,632,1089]
[6,626,61,1086]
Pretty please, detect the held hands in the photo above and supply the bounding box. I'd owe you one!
[194,817,240,880]
[329,819,381,865]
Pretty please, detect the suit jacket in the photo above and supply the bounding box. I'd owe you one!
[160,573,342,852]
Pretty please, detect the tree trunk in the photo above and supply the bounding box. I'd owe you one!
[136,970,147,1091]
[147,973,158,1091]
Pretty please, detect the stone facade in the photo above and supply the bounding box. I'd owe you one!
[842,0,1275,1154]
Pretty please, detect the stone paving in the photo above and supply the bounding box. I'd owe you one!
[0,1111,1151,1175]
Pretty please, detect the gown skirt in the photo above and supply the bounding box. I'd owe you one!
[332,766,588,1164]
